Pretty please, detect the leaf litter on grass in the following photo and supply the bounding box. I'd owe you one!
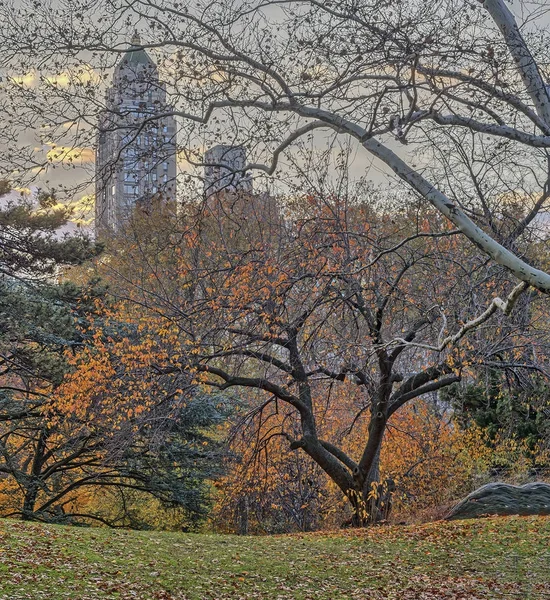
[0,516,548,599]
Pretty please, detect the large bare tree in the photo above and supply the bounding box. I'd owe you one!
[92,191,548,524]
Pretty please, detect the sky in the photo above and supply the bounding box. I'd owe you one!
[3,0,550,233]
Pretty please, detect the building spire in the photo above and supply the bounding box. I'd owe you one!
[131,31,141,46]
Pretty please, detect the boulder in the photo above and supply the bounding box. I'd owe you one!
[445,482,550,520]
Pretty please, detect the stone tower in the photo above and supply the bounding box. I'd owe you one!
[95,34,177,233]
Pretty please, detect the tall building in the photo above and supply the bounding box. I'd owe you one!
[204,145,252,197]
[95,34,177,233]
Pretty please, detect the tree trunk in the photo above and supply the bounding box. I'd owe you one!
[348,448,394,526]
[21,486,39,520]
[236,495,249,535]
[21,428,47,520]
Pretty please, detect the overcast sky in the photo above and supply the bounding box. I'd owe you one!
[3,0,550,229]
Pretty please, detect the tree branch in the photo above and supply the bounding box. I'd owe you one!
[388,375,461,417]
[483,0,550,127]
[389,281,530,353]
[194,364,304,410]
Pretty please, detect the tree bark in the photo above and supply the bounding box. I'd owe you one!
[21,428,47,520]
[483,0,550,129]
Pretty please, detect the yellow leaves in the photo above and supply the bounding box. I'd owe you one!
[367,481,380,501]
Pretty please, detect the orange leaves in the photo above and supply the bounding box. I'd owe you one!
[67,187,547,531]
[52,302,189,432]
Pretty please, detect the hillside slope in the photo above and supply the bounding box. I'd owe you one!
[0,517,549,599]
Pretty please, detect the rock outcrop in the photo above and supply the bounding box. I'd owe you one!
[445,482,550,520]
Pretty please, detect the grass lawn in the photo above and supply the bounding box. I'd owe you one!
[0,516,548,599]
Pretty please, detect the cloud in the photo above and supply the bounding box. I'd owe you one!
[12,187,32,196]
[66,194,95,228]
[44,64,101,88]
[177,147,204,170]
[161,51,229,87]
[6,63,100,90]
[46,143,95,165]
[8,72,37,88]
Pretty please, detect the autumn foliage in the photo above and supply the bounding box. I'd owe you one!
[1,191,548,531]
[213,396,550,533]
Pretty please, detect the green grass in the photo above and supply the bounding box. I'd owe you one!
[0,516,549,599]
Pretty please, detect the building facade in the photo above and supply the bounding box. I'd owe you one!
[204,145,252,197]
[95,34,177,233]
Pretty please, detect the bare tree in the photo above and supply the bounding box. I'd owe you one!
[1,0,550,290]
[96,191,547,524]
